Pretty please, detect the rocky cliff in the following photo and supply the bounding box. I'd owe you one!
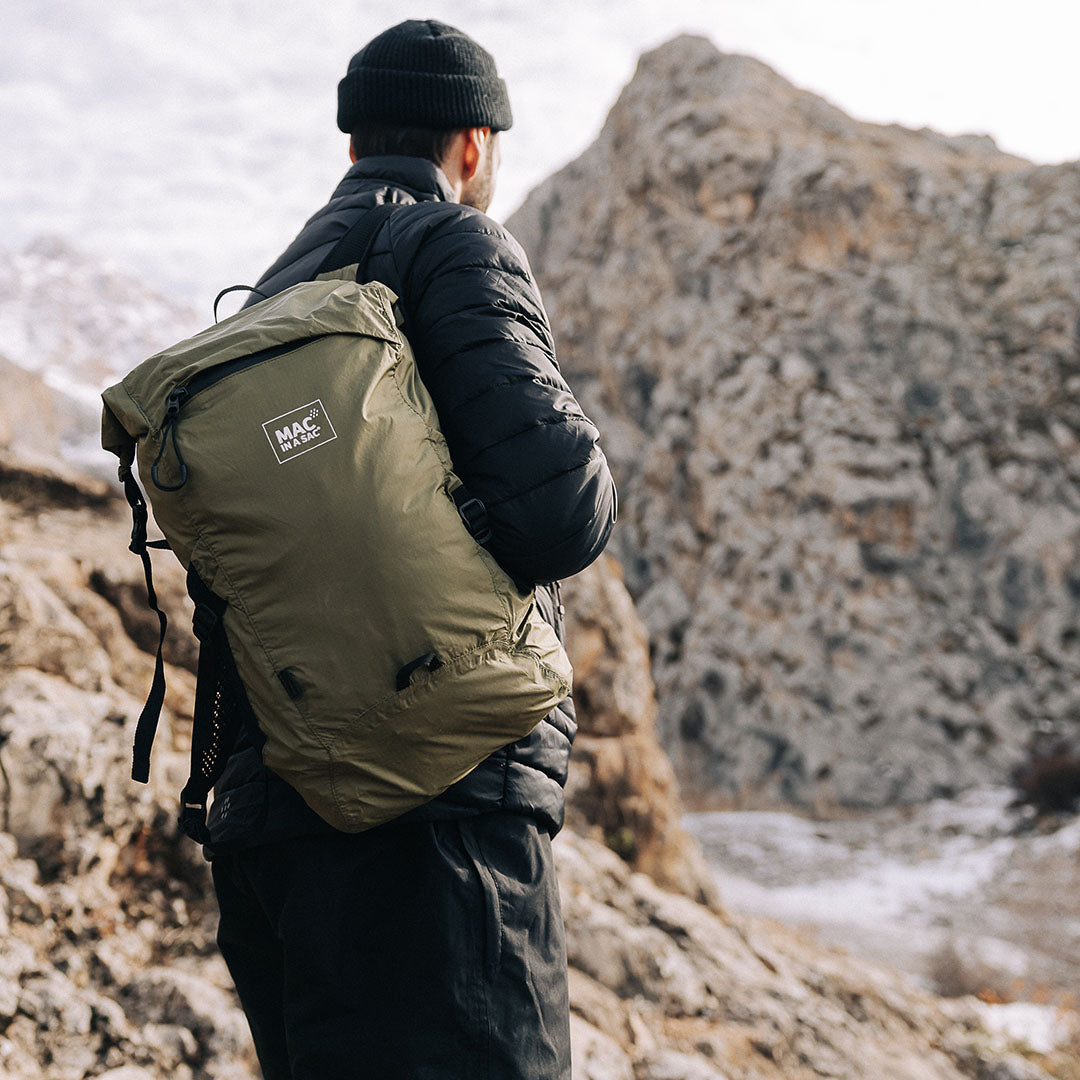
[508,35,1080,810]
[561,555,718,904]
[2,460,1071,1079]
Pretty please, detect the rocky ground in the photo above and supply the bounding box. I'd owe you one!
[509,35,1080,810]
[2,458,1077,1079]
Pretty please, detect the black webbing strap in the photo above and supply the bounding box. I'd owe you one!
[177,567,239,845]
[120,464,171,784]
[317,202,402,278]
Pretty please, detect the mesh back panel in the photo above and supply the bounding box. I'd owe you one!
[191,629,255,793]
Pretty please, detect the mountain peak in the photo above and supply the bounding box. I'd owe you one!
[600,32,1016,172]
[633,33,799,100]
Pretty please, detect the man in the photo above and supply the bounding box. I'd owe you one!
[207,19,616,1080]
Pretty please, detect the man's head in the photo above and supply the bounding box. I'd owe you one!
[337,19,510,212]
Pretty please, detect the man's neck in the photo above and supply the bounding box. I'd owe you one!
[346,155,457,203]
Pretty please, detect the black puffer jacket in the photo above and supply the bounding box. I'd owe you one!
[205,156,615,850]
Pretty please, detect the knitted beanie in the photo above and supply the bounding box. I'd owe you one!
[337,19,512,134]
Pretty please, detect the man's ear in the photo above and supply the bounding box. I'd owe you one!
[349,138,357,164]
[461,127,490,181]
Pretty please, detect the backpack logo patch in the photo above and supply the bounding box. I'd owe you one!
[263,400,337,464]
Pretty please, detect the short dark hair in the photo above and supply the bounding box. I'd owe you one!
[350,122,458,166]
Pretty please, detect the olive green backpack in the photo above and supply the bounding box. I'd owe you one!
[101,239,572,842]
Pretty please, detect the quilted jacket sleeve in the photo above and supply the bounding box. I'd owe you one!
[365,202,616,586]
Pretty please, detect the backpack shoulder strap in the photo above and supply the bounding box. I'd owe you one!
[317,201,403,279]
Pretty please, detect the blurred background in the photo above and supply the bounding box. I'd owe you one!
[4,3,1080,1078]
[5,0,1080,301]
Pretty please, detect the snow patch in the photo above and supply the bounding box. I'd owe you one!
[686,788,1080,1000]
[975,1000,1080,1055]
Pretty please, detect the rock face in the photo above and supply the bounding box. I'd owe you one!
[509,35,1080,809]
[562,556,719,905]
[4,460,1069,1080]
[0,357,83,472]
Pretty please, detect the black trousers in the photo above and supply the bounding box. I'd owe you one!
[211,813,571,1080]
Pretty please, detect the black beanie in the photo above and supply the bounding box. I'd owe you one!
[337,19,512,134]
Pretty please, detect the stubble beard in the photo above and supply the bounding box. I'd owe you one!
[460,137,498,214]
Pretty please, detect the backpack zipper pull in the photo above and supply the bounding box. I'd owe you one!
[164,386,188,418]
[152,386,191,491]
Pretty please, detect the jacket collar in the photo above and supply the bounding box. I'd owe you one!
[339,155,456,203]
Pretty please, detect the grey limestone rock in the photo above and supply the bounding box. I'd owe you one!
[510,34,1080,809]
[643,1050,731,1080]
[570,1014,635,1080]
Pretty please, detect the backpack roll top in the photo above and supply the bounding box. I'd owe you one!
[101,277,572,834]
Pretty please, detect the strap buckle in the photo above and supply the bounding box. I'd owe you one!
[192,603,220,642]
[456,496,492,545]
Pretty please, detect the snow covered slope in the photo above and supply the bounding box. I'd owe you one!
[0,239,199,475]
